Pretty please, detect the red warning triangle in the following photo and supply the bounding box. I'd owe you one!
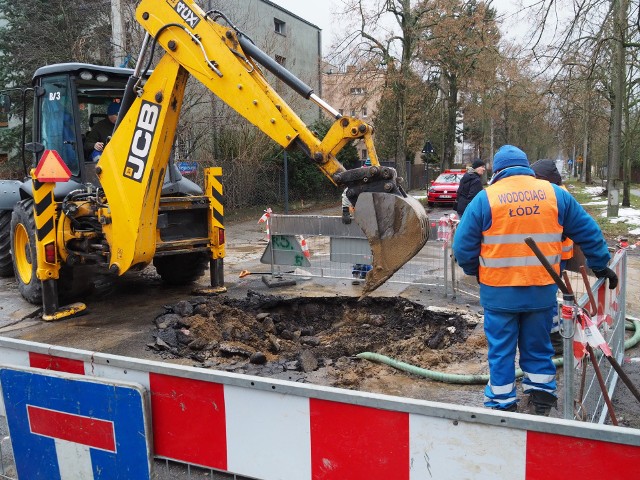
[34,150,72,182]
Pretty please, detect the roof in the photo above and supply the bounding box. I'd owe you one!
[32,63,136,84]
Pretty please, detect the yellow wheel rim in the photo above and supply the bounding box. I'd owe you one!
[13,223,33,285]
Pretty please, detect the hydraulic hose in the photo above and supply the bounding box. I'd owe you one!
[625,319,640,350]
[356,319,640,385]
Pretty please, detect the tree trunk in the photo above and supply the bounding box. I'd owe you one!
[394,78,408,185]
[607,0,626,217]
[622,68,630,207]
[582,93,589,184]
[443,74,458,168]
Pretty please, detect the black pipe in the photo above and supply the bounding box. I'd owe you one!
[524,236,569,294]
[21,89,29,177]
[115,75,139,130]
[237,33,314,99]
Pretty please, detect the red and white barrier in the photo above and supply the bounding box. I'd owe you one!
[300,235,310,258]
[1,337,638,479]
[258,207,273,240]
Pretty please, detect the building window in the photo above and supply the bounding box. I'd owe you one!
[338,109,344,116]
[362,107,368,117]
[361,149,368,159]
[350,109,356,117]
[350,87,365,95]
[275,55,286,67]
[274,18,286,35]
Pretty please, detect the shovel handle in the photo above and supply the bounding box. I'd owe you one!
[578,266,598,316]
[562,271,575,296]
[587,345,618,425]
[604,354,640,405]
[524,237,569,295]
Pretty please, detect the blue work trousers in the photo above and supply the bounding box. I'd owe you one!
[483,308,557,408]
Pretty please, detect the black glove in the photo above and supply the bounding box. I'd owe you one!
[593,267,618,290]
[341,207,351,224]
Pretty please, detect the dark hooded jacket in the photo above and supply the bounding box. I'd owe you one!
[456,169,483,216]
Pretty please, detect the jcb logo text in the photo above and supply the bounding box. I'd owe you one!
[123,101,161,182]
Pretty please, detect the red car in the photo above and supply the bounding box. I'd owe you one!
[427,169,466,207]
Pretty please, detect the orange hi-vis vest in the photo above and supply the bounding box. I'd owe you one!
[480,176,563,287]
[560,185,574,260]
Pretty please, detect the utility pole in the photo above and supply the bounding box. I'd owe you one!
[111,0,126,67]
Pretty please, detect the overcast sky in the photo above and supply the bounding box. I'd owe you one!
[269,0,338,48]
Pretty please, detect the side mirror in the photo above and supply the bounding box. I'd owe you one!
[25,142,45,154]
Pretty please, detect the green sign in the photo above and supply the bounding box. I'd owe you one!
[260,235,311,267]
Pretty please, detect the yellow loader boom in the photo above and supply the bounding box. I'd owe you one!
[98,0,428,293]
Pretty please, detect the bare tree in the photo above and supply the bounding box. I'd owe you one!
[416,0,501,168]
[333,0,430,184]
[518,0,639,217]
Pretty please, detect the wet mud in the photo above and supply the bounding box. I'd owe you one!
[149,291,482,390]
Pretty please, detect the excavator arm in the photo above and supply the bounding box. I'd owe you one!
[96,0,428,294]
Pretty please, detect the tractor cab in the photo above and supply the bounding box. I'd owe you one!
[0,63,201,202]
[31,63,134,186]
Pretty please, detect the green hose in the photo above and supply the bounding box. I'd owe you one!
[625,319,640,350]
[356,319,640,385]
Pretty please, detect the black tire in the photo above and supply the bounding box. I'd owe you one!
[427,201,434,207]
[10,199,42,304]
[58,264,96,302]
[153,252,208,285]
[0,209,13,277]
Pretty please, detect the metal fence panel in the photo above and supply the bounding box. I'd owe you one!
[266,214,450,289]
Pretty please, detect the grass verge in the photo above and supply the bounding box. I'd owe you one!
[566,179,640,242]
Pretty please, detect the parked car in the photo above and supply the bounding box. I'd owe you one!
[427,169,466,207]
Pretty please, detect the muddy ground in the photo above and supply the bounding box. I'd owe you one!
[1,204,639,426]
[149,293,485,390]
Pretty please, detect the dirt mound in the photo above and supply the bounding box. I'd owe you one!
[149,291,484,390]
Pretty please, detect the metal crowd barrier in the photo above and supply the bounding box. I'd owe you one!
[563,248,627,424]
[453,243,629,424]
[264,214,458,294]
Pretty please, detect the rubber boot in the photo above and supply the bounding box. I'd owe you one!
[527,390,557,416]
[341,206,352,224]
[550,331,563,356]
[492,402,518,413]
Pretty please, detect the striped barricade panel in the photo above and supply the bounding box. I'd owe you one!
[0,338,639,480]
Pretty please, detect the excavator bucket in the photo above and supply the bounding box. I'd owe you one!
[354,192,429,296]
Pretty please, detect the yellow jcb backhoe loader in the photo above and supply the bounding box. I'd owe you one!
[0,0,428,320]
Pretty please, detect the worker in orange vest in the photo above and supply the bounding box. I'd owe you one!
[530,159,573,354]
[453,145,617,415]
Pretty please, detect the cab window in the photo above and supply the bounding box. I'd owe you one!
[39,75,79,175]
